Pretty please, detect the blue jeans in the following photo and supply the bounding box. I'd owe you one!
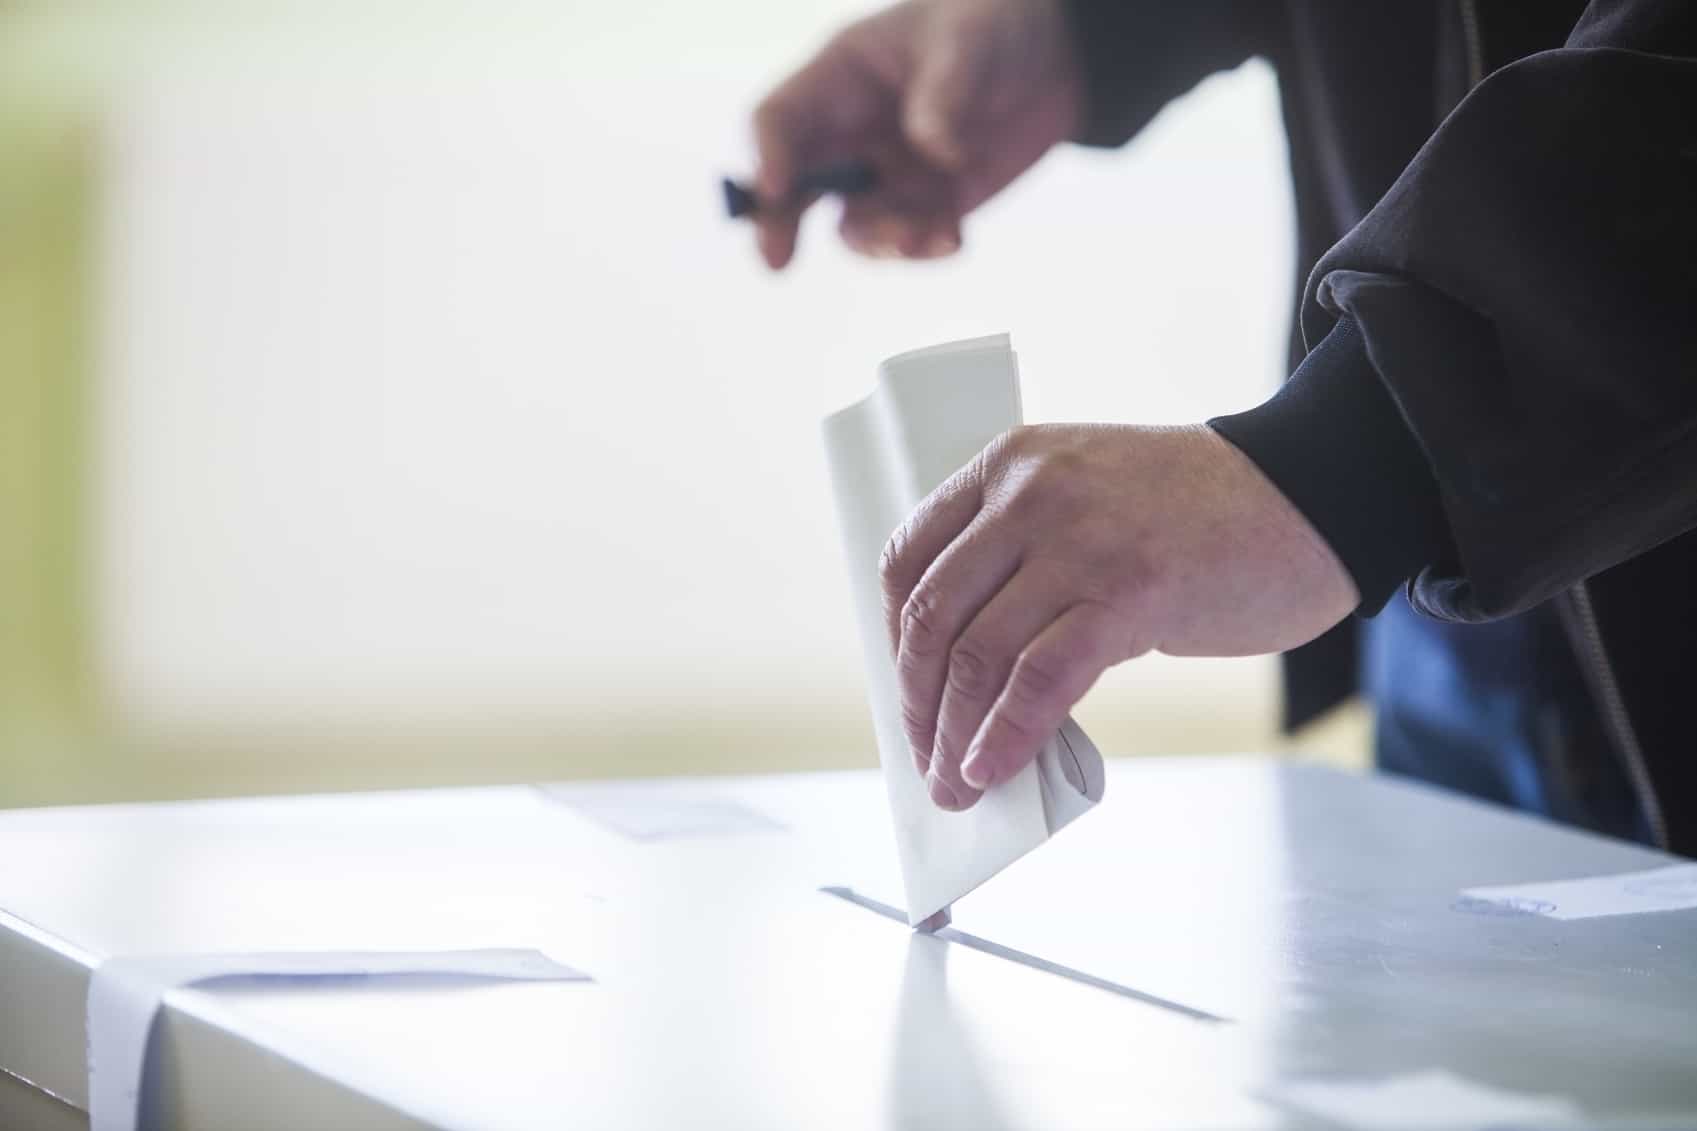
[1362,593,1650,844]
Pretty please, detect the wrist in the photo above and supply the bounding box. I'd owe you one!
[1208,317,1456,614]
[1201,423,1360,613]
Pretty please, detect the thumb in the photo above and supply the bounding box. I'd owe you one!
[902,37,977,170]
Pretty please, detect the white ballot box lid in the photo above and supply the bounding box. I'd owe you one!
[1,758,1695,1130]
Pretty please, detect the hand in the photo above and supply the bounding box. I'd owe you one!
[751,0,1083,268]
[880,423,1358,811]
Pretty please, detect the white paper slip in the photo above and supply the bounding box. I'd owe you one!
[1259,1068,1584,1129]
[821,334,1105,926]
[87,948,587,1131]
[1461,862,1697,921]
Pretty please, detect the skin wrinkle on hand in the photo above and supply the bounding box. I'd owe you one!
[883,422,1356,810]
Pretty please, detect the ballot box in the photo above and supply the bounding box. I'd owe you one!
[2,758,1694,1130]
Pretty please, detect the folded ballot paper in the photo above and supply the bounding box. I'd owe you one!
[822,334,1104,926]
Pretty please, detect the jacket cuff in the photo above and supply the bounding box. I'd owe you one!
[1208,317,1456,614]
[1061,0,1145,147]
[1061,2,1273,148]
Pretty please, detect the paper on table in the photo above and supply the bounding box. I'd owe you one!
[87,948,586,1131]
[1258,1068,1584,1129]
[821,334,1104,925]
[1461,862,1697,921]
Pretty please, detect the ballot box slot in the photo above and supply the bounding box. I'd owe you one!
[1,1059,81,1119]
[819,886,1228,1024]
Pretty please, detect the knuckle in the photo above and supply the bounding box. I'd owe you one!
[899,587,946,657]
[752,95,789,141]
[946,637,997,698]
[976,428,1021,479]
[822,25,863,57]
[1004,424,1038,450]
[878,525,910,587]
[1032,452,1085,499]
[988,703,1043,747]
[936,468,982,517]
[1009,647,1074,707]
[899,700,937,744]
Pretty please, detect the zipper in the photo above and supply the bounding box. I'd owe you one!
[1458,0,1486,88]
[1560,583,1670,850]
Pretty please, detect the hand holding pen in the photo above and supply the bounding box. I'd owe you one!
[729,0,1087,269]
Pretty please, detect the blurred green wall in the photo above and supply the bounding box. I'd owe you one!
[1,24,102,802]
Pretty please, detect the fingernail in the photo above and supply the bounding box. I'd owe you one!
[924,232,959,257]
[912,749,932,779]
[961,749,994,790]
[927,772,960,810]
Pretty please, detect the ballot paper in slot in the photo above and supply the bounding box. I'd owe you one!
[822,334,1104,926]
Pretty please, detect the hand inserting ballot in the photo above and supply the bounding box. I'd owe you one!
[880,423,1357,811]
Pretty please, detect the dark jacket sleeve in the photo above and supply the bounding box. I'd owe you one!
[1211,0,1697,622]
[1064,1,1279,147]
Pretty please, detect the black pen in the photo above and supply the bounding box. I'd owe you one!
[721,159,879,219]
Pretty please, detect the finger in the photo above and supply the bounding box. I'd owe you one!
[753,48,855,199]
[879,463,986,654]
[752,93,809,269]
[755,209,803,270]
[839,204,961,260]
[902,30,979,170]
[895,517,1022,808]
[751,29,889,270]
[755,189,821,271]
[959,603,1124,794]
[927,566,1069,807]
[837,148,963,260]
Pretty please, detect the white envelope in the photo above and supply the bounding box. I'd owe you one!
[822,334,1105,925]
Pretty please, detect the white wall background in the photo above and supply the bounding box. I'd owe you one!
[86,0,1297,772]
